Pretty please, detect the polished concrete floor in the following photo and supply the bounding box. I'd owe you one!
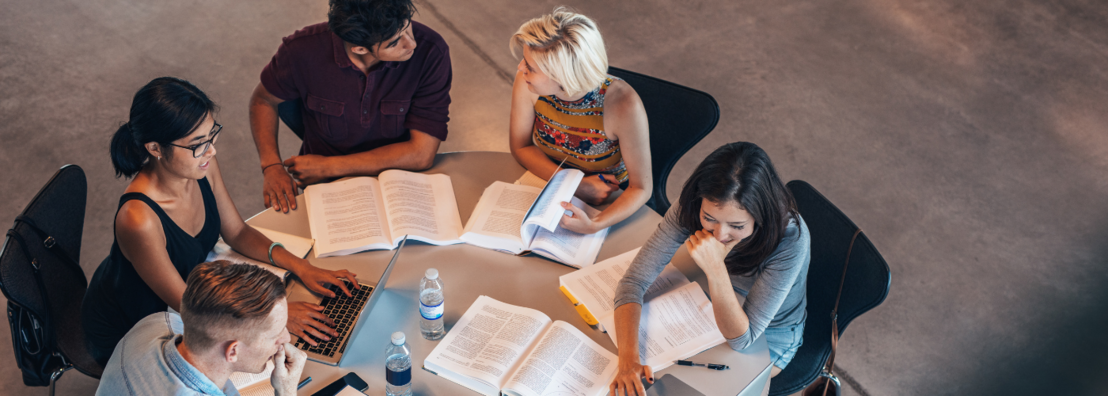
[2,0,1108,395]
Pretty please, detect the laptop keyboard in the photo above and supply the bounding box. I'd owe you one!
[295,281,373,358]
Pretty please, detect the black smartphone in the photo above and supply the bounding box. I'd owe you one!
[311,372,369,396]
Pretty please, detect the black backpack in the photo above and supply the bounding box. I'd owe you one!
[0,165,102,386]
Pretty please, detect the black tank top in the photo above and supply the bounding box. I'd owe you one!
[82,178,221,363]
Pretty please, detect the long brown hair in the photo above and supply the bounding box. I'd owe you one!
[675,142,799,276]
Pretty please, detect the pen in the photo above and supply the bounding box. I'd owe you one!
[298,376,312,389]
[675,360,729,370]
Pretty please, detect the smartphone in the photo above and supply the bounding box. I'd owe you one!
[311,372,369,396]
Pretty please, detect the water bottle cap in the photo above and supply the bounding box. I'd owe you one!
[425,268,439,279]
[391,332,405,345]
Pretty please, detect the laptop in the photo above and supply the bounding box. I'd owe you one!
[289,236,407,366]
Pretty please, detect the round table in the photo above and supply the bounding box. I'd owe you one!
[245,151,770,396]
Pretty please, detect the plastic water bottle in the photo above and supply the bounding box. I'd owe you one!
[420,268,446,340]
[385,332,412,396]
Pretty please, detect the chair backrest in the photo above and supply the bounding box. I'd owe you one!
[0,165,102,379]
[769,180,892,396]
[607,67,719,215]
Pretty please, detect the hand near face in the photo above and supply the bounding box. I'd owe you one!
[283,155,333,188]
[686,229,740,279]
[271,343,307,396]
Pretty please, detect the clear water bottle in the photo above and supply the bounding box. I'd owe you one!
[385,332,412,396]
[420,268,446,340]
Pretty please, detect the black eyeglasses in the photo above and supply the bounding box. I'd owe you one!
[167,123,222,158]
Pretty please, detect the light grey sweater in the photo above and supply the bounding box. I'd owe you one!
[613,202,811,351]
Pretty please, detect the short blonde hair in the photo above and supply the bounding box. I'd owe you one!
[510,7,608,98]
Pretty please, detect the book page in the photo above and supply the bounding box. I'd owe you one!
[514,171,548,189]
[522,169,584,233]
[305,177,391,257]
[529,197,608,268]
[379,170,464,245]
[460,182,540,253]
[559,248,690,323]
[599,282,726,370]
[230,360,274,396]
[425,296,553,392]
[503,321,618,396]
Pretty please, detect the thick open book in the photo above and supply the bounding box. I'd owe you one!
[559,249,727,370]
[460,179,607,268]
[424,296,618,396]
[205,226,315,281]
[304,170,464,257]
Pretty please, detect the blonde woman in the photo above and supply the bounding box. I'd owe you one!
[509,7,652,234]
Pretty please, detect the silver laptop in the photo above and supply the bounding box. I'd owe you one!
[289,236,406,366]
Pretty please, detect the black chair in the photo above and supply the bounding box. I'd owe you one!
[608,67,719,215]
[0,165,102,395]
[769,181,892,396]
[278,99,306,141]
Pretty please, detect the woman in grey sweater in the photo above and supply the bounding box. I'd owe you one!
[609,142,811,396]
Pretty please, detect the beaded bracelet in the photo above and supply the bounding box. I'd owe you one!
[268,242,285,266]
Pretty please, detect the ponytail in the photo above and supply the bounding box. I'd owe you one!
[108,77,217,179]
[109,123,149,178]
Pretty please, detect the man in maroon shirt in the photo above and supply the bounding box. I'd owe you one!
[250,0,451,212]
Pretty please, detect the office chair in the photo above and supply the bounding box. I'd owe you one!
[769,181,892,396]
[607,67,719,216]
[278,99,306,140]
[0,165,103,396]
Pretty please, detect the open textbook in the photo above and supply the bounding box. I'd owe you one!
[559,249,727,370]
[304,170,464,257]
[460,179,607,268]
[424,296,618,396]
[205,226,315,281]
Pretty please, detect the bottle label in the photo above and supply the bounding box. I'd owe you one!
[420,300,444,320]
[387,366,411,386]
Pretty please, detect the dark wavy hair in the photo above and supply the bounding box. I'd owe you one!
[328,0,416,50]
[108,77,216,178]
[180,261,287,351]
[675,142,799,276]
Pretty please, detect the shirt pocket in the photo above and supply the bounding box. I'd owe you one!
[305,94,347,140]
[379,99,410,138]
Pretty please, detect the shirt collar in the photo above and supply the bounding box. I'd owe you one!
[331,31,401,72]
[163,335,238,395]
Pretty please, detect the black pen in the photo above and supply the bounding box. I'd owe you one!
[298,376,312,389]
[675,360,729,370]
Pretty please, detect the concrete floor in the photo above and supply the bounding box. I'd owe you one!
[2,0,1107,395]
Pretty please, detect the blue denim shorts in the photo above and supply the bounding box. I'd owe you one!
[765,319,805,370]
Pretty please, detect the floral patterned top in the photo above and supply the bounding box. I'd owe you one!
[532,76,629,185]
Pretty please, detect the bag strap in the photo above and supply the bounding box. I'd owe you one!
[5,229,57,353]
[13,216,79,270]
[821,228,862,396]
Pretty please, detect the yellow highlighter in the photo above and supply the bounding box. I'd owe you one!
[559,285,599,326]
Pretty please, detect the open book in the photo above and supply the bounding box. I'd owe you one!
[230,360,274,396]
[559,249,727,370]
[460,179,607,268]
[424,296,618,396]
[205,226,315,281]
[304,170,464,257]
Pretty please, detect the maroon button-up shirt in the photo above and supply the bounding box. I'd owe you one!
[261,21,451,157]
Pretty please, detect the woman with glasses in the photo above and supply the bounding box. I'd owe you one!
[82,77,358,364]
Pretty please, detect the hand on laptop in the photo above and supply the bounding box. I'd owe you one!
[287,302,338,346]
[294,265,359,298]
[271,343,307,396]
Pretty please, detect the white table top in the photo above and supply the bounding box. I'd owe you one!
[245,151,770,396]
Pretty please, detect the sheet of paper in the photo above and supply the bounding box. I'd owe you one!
[599,282,726,370]
[230,360,274,396]
[253,226,314,258]
[379,170,464,244]
[206,240,289,280]
[514,171,549,188]
[529,197,608,268]
[305,177,391,257]
[523,169,583,233]
[460,182,541,252]
[559,248,690,321]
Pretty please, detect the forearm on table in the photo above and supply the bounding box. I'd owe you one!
[511,145,563,180]
[589,185,649,229]
[614,303,643,363]
[225,225,308,273]
[707,274,750,342]
[327,135,438,177]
